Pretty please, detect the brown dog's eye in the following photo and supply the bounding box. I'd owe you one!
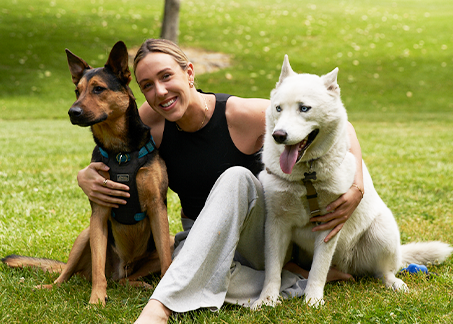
[75,89,80,97]
[93,86,105,94]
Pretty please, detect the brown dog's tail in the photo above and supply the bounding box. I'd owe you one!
[2,254,66,273]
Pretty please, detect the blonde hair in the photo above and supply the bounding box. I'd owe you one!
[133,39,190,77]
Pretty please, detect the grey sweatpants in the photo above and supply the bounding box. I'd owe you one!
[151,166,307,312]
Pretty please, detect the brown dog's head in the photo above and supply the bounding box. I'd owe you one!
[66,41,134,127]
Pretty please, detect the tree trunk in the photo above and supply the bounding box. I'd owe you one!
[160,0,181,44]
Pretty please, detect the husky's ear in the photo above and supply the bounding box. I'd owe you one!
[105,41,132,86]
[65,49,91,85]
[276,55,296,88]
[322,67,340,95]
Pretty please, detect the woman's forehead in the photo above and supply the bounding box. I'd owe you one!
[136,52,182,79]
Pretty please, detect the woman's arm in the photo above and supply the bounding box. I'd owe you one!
[225,96,268,154]
[310,122,364,242]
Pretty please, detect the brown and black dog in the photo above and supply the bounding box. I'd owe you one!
[2,41,172,306]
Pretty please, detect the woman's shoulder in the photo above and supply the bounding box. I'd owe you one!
[225,96,269,154]
[225,96,268,124]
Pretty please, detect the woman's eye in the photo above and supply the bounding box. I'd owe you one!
[299,104,311,113]
[276,105,282,112]
[142,82,152,90]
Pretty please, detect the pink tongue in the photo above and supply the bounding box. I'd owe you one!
[280,144,299,174]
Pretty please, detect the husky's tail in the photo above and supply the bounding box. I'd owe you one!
[400,241,453,268]
[2,254,66,273]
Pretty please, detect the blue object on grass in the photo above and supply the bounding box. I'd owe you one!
[400,263,429,274]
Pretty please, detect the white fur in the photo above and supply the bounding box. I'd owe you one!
[252,56,453,309]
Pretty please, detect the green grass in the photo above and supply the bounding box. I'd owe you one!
[1,0,452,323]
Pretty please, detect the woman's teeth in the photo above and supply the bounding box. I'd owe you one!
[161,98,176,108]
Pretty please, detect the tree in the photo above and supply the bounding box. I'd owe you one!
[160,0,181,44]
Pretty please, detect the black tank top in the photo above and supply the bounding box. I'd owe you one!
[158,92,263,220]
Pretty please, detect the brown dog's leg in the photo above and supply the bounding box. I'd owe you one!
[149,203,172,276]
[89,205,110,306]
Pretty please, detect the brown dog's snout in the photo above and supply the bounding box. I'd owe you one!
[69,106,83,118]
[69,106,84,118]
[68,106,86,125]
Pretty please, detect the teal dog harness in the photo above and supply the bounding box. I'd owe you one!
[98,138,156,225]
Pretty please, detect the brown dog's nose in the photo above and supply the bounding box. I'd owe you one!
[272,130,287,143]
[68,106,83,118]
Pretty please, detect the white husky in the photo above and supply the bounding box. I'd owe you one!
[252,55,453,309]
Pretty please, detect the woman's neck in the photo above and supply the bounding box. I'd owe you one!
[176,91,212,132]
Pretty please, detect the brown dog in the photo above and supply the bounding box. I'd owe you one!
[2,41,172,306]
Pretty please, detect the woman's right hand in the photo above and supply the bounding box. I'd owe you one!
[77,162,130,208]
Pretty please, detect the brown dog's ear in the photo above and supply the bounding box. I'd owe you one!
[65,49,91,85]
[105,41,131,86]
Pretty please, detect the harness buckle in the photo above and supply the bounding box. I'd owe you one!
[116,153,130,165]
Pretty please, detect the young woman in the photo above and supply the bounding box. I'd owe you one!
[77,39,364,323]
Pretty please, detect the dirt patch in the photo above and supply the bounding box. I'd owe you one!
[128,47,231,75]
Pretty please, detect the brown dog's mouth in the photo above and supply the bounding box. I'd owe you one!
[280,129,319,174]
[68,107,108,127]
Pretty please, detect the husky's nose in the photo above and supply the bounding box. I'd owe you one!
[272,130,287,143]
[68,106,83,118]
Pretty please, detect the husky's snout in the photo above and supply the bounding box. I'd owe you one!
[272,130,287,144]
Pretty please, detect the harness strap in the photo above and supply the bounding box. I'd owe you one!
[98,137,156,162]
[302,171,321,217]
[112,210,146,222]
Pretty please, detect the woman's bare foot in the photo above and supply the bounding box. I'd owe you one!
[284,261,354,282]
[134,299,171,324]
[326,267,354,282]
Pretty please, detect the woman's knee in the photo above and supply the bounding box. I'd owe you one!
[219,166,259,189]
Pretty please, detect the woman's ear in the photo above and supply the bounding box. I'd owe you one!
[187,62,195,84]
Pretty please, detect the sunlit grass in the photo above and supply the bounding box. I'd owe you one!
[1,0,452,323]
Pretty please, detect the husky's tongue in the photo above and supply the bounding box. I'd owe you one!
[280,144,299,174]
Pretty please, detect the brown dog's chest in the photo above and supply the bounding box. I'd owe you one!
[108,218,154,269]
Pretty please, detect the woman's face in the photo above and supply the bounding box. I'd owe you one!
[135,52,194,122]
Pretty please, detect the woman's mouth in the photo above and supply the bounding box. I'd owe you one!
[160,97,177,109]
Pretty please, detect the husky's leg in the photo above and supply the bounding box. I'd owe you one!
[252,216,292,309]
[303,231,340,307]
[374,245,408,292]
[358,209,408,292]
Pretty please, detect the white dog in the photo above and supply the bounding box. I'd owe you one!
[252,56,452,309]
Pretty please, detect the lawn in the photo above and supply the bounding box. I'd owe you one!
[1,0,452,323]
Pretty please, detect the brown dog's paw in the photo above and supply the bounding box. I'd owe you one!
[89,293,108,306]
[34,284,54,290]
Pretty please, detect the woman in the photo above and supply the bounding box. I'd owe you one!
[77,39,364,323]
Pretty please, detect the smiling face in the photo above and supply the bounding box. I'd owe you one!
[135,52,195,122]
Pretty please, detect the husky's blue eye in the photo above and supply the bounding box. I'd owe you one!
[276,105,282,112]
[299,104,311,113]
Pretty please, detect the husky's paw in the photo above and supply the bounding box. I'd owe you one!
[304,289,325,308]
[389,279,409,293]
[251,294,281,311]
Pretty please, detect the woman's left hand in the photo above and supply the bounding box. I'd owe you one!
[309,184,363,242]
